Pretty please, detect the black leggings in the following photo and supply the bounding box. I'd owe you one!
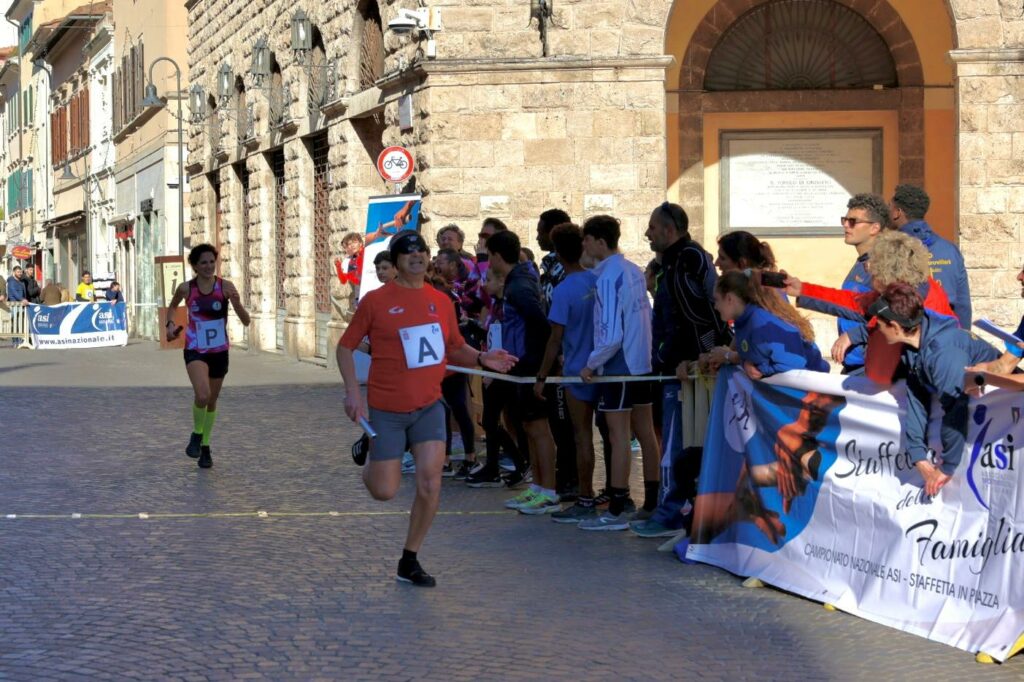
[481,379,527,475]
[442,373,476,459]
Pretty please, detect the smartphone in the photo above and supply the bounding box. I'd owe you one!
[760,271,787,288]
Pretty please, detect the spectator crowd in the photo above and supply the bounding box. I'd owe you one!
[341,183,1019,537]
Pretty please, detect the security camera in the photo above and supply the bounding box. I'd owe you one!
[388,9,427,34]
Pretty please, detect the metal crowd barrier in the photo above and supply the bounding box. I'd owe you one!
[0,303,33,349]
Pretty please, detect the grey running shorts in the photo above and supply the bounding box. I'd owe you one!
[367,400,447,461]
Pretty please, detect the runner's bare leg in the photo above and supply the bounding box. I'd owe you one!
[405,440,445,553]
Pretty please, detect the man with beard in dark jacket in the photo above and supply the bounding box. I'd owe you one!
[22,265,41,303]
[631,202,733,539]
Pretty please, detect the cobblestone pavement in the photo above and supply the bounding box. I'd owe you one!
[1,344,1022,681]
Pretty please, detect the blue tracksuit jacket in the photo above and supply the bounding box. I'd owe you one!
[733,304,829,377]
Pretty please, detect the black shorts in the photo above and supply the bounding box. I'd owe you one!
[509,383,548,423]
[598,379,654,412]
[184,349,230,379]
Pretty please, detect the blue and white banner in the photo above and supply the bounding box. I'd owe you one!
[687,367,1024,661]
[28,302,128,349]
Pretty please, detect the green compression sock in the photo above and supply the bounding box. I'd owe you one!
[192,404,207,434]
[202,409,218,446]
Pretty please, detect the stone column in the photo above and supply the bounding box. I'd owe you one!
[951,48,1024,329]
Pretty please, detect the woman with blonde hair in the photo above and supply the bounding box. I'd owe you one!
[786,230,955,385]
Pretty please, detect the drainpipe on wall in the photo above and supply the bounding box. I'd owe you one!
[34,57,55,270]
[5,16,24,263]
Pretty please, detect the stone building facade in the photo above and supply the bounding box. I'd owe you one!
[185,0,1024,365]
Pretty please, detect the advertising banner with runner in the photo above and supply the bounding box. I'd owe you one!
[687,367,1024,661]
[358,194,422,299]
[28,301,128,349]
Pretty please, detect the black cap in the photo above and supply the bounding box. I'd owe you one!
[389,230,430,263]
[867,297,923,329]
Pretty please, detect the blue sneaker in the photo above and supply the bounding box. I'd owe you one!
[578,511,630,531]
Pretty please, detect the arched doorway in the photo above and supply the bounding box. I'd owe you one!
[664,0,956,288]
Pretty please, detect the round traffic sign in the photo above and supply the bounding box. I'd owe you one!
[377,146,414,184]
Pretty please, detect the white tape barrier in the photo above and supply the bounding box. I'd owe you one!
[445,364,690,385]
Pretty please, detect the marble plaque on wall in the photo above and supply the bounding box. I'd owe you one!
[721,130,882,236]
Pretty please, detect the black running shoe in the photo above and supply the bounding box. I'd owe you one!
[397,559,436,587]
[503,467,530,489]
[466,468,503,488]
[198,446,213,469]
[453,460,475,480]
[442,462,455,478]
[186,432,202,459]
[351,434,370,466]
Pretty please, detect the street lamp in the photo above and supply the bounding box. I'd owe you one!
[251,37,271,86]
[291,10,311,57]
[141,56,186,257]
[217,62,234,104]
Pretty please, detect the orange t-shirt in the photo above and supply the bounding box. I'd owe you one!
[340,281,466,413]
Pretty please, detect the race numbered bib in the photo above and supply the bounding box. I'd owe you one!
[486,322,503,351]
[400,322,445,369]
[195,318,228,350]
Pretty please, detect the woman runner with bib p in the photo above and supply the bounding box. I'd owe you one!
[166,244,251,469]
[337,230,516,587]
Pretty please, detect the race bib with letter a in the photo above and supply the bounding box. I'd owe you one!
[400,323,445,369]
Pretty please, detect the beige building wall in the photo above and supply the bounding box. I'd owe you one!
[185,0,1024,362]
[112,0,190,338]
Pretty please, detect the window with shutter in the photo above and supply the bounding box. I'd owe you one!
[82,88,90,149]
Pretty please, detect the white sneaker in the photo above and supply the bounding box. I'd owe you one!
[401,451,416,475]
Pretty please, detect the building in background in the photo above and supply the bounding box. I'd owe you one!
[37,2,112,297]
[0,45,19,266]
[112,0,189,339]
[184,0,1024,366]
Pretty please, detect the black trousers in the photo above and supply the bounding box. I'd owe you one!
[481,379,526,474]
[442,373,476,458]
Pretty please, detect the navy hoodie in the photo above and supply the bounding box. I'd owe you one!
[500,261,550,377]
[899,313,999,474]
[900,220,971,328]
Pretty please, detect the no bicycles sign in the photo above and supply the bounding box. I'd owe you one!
[376,146,414,185]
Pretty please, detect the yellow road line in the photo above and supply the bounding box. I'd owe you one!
[2,510,510,521]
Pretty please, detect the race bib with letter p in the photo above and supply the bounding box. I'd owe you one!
[195,318,228,350]
[400,323,445,369]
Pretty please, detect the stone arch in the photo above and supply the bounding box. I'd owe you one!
[679,0,924,91]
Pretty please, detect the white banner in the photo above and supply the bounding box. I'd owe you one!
[28,302,128,349]
[687,368,1024,661]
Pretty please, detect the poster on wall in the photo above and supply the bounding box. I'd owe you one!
[720,130,882,236]
[357,194,422,299]
[687,367,1024,661]
[158,257,186,307]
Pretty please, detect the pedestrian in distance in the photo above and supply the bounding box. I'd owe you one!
[166,244,251,469]
[105,281,125,304]
[22,265,41,303]
[75,271,96,302]
[6,266,26,303]
[336,230,517,587]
